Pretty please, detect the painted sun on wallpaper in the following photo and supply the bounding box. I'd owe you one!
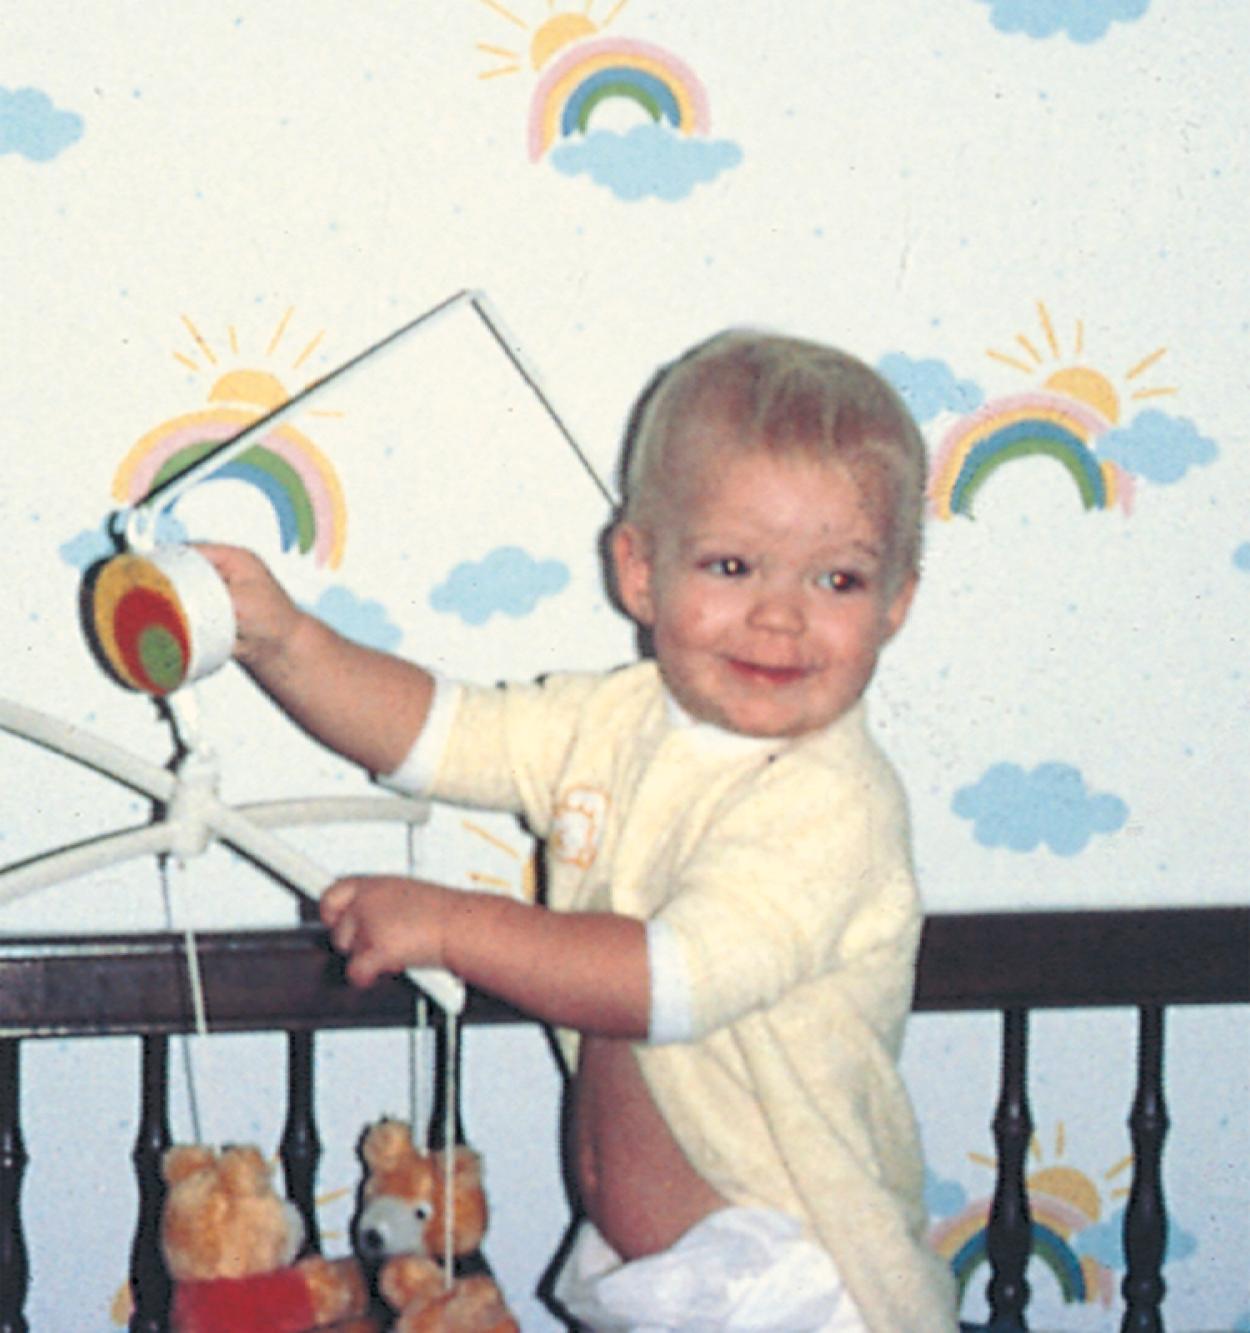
[60,310,349,580]
[111,311,348,568]
[881,302,1217,524]
[874,302,1219,869]
[927,1122,1197,1313]
[53,311,408,667]
[474,0,742,200]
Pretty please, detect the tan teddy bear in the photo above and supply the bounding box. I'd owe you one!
[161,1143,379,1333]
[356,1120,518,1333]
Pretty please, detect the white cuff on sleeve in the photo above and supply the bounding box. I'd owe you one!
[646,918,695,1045]
[376,676,463,797]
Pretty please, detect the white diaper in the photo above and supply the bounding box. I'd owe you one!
[551,1205,868,1333]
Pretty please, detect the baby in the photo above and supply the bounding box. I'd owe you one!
[204,330,957,1331]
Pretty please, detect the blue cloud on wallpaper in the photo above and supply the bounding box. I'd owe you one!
[495,20,745,201]
[60,527,117,572]
[1234,542,1250,573]
[1073,1205,1196,1269]
[1094,409,1217,484]
[974,0,1149,43]
[59,512,189,571]
[953,761,1128,855]
[925,1169,968,1218]
[877,353,984,425]
[924,302,1221,521]
[430,545,570,626]
[1,86,84,161]
[551,122,742,202]
[311,586,402,651]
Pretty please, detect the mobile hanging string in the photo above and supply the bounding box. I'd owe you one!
[442,1013,459,1292]
[402,818,457,1293]
[80,287,603,1104]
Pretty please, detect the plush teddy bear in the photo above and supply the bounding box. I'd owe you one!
[378,1260,519,1333]
[356,1120,518,1333]
[161,1143,380,1333]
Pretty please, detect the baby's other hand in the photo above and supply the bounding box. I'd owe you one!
[195,543,302,669]
[321,875,449,989]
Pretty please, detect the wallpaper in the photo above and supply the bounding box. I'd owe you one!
[2,2,1246,1327]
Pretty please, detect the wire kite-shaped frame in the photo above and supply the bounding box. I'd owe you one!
[2,289,611,1017]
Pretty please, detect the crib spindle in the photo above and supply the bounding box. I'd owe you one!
[1121,1004,1169,1332]
[985,1007,1033,1331]
[426,1016,466,1151]
[129,1034,172,1333]
[281,1029,322,1255]
[0,1039,29,1333]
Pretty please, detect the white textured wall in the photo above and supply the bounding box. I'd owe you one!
[3,3,1246,1327]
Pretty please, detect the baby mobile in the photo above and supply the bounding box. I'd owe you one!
[0,289,599,1331]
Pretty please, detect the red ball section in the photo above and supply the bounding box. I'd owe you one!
[114,585,191,693]
[91,553,195,695]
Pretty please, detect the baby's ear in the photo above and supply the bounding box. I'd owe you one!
[609,522,656,627]
[883,570,918,639]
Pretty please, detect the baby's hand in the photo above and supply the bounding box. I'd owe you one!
[195,543,302,670]
[321,875,449,988]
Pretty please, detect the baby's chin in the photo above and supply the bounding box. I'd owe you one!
[664,683,819,741]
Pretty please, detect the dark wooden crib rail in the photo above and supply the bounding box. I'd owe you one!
[0,927,516,1333]
[915,907,1249,1333]
[0,906,1246,1332]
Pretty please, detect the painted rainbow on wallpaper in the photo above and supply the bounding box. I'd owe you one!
[113,408,347,568]
[528,36,710,160]
[928,390,1132,520]
[931,1192,1114,1307]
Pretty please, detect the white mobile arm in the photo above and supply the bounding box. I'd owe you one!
[6,289,611,1020]
[0,698,464,1014]
[123,288,611,547]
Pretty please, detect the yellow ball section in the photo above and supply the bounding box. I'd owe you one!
[91,553,194,694]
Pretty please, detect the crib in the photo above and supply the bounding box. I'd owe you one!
[0,903,1246,1332]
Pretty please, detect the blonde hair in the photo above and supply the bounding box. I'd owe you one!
[619,330,927,580]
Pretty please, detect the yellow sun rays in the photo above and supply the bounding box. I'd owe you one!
[462,819,538,900]
[969,1120,1131,1217]
[473,0,630,77]
[1103,1153,1133,1203]
[985,301,1176,425]
[172,310,341,419]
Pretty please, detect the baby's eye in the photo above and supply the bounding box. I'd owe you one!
[703,556,752,578]
[817,569,864,593]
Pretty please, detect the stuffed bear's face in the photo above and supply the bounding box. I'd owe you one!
[355,1121,487,1263]
[161,1145,305,1282]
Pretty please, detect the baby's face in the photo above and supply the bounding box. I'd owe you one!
[613,445,915,738]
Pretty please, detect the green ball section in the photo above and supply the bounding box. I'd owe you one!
[137,623,188,692]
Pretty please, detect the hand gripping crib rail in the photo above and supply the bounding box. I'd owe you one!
[0,905,1244,1332]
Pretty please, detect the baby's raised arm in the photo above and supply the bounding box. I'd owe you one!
[198,544,433,777]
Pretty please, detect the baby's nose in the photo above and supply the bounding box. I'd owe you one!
[747,584,806,633]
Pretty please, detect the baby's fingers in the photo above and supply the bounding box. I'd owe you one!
[345,946,391,989]
[194,542,254,581]
[320,879,357,927]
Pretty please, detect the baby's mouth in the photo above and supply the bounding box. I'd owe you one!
[726,659,809,686]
